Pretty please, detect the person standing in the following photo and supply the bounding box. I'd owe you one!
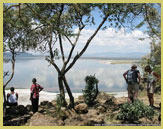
[7,87,18,106]
[144,65,160,107]
[123,65,141,103]
[30,78,44,113]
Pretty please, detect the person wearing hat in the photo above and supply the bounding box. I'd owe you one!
[144,65,160,107]
[123,64,141,103]
[30,78,44,113]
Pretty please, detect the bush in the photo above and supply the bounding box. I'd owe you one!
[117,99,155,122]
[83,75,99,106]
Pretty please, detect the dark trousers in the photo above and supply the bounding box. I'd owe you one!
[31,98,39,113]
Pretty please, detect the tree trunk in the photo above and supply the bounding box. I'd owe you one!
[63,76,74,108]
[3,88,6,117]
[58,75,67,107]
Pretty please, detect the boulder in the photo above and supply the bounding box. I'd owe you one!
[6,105,28,116]
[17,105,28,115]
[6,106,19,116]
[4,115,31,126]
[75,103,88,114]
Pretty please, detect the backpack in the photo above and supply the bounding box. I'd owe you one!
[127,70,137,84]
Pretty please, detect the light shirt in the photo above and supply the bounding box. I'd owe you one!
[8,93,17,103]
[147,71,156,83]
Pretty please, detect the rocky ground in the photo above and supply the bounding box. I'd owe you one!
[3,91,161,126]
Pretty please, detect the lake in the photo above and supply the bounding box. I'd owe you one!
[3,57,141,93]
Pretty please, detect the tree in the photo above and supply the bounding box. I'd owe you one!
[3,4,33,114]
[4,3,160,108]
[140,4,161,92]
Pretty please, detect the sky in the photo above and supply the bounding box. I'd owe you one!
[17,3,156,57]
[49,6,152,57]
[70,27,151,55]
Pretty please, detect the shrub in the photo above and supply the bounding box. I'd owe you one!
[117,99,155,122]
[83,75,99,106]
[56,94,65,111]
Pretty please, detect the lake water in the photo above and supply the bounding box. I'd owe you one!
[3,57,141,93]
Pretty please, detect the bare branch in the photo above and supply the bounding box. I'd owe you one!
[64,13,110,74]
[57,4,65,64]
[48,30,54,59]
[64,27,84,68]
[3,50,16,88]
[64,35,73,46]
[59,34,65,63]
[3,71,9,79]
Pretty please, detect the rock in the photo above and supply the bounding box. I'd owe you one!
[75,103,88,114]
[76,109,105,126]
[139,117,153,124]
[40,101,53,107]
[80,112,104,125]
[97,106,106,113]
[6,105,27,116]
[6,106,19,116]
[59,107,69,120]
[23,114,31,121]
[98,97,114,105]
[40,101,49,106]
[64,114,85,126]
[4,115,31,126]
[57,119,65,126]
[26,105,32,112]
[38,109,46,114]
[29,112,59,126]
[78,95,84,101]
[17,105,28,115]
[51,100,57,106]
[84,117,104,126]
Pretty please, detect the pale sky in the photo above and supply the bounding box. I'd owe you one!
[29,5,153,57]
[59,27,151,57]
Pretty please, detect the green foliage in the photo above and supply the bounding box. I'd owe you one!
[140,41,161,92]
[83,75,99,106]
[56,94,66,111]
[117,99,155,122]
[55,94,68,120]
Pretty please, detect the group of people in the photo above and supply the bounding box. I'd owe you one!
[6,65,160,114]
[123,65,160,107]
[6,78,43,113]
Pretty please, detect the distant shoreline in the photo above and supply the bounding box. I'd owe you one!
[4,55,141,60]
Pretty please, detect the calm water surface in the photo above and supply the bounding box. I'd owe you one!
[3,57,141,93]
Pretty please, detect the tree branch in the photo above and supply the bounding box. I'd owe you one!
[59,34,65,63]
[64,13,110,74]
[64,27,83,68]
[3,50,16,88]
[144,4,160,39]
[3,4,20,13]
[64,35,73,46]
[48,29,54,59]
